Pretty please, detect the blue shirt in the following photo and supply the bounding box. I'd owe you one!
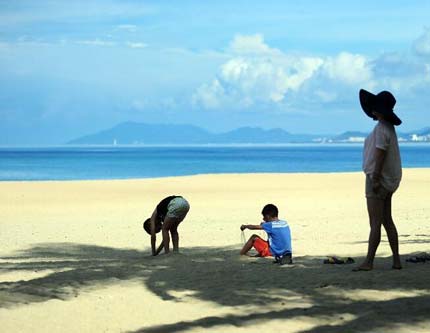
[262,220,292,256]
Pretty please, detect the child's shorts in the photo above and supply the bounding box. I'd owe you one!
[166,197,190,220]
[253,237,272,257]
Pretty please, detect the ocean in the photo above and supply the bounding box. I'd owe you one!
[0,144,429,181]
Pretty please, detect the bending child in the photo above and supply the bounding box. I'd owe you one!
[240,204,292,265]
[143,195,190,256]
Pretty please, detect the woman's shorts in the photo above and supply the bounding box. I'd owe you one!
[253,237,272,257]
[166,197,190,220]
[365,175,392,200]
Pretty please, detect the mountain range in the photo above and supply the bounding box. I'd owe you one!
[68,122,430,145]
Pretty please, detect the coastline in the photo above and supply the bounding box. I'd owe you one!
[2,141,430,148]
[2,145,430,182]
[1,169,429,332]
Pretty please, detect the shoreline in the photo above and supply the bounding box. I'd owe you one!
[0,167,429,183]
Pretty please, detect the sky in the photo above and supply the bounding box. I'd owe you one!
[1,0,430,145]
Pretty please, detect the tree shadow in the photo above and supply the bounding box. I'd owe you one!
[134,294,430,333]
[0,243,151,307]
[348,233,430,245]
[135,246,430,333]
[1,243,429,333]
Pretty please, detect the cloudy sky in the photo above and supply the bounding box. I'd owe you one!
[1,0,430,144]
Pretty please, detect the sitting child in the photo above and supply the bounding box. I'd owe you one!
[240,203,292,265]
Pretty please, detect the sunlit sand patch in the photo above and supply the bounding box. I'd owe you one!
[0,268,74,283]
[388,322,430,333]
[165,289,199,301]
[320,287,430,302]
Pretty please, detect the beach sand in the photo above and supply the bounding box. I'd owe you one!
[1,169,429,333]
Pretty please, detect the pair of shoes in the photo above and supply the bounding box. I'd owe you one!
[406,252,430,263]
[324,256,355,264]
[274,252,293,265]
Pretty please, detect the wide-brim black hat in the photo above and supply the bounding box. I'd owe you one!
[359,89,402,126]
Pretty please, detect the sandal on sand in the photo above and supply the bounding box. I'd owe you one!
[324,256,355,265]
[406,252,430,263]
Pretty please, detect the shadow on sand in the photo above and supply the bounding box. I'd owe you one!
[1,243,429,333]
[348,233,430,245]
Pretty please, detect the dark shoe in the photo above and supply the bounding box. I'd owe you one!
[275,253,293,265]
[406,253,430,263]
[324,256,355,264]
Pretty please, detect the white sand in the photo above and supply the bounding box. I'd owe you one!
[1,170,429,332]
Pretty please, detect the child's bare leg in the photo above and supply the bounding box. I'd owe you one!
[240,234,260,255]
[170,219,182,252]
[163,217,182,253]
[162,217,176,254]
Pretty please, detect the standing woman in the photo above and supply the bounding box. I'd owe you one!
[354,89,403,271]
[143,196,190,256]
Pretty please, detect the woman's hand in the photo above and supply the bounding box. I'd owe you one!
[372,173,381,192]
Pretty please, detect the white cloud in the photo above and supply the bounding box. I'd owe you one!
[193,34,328,109]
[76,39,116,47]
[192,79,225,109]
[192,33,430,112]
[0,2,153,27]
[314,90,338,103]
[322,52,373,85]
[193,55,324,109]
[126,42,148,49]
[413,28,430,57]
[229,34,276,55]
[116,24,138,33]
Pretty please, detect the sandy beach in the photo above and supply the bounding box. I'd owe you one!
[1,169,429,333]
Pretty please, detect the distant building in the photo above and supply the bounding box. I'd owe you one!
[346,137,365,143]
[411,134,430,142]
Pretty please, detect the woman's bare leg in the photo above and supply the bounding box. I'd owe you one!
[355,197,384,270]
[382,193,401,268]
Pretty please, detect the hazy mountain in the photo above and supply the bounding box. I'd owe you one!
[68,122,214,145]
[213,127,317,143]
[67,122,430,145]
[331,131,369,142]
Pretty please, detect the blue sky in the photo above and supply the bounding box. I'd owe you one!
[1,0,430,144]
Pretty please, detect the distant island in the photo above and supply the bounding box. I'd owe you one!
[67,122,430,145]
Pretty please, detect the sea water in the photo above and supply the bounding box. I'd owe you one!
[0,144,429,181]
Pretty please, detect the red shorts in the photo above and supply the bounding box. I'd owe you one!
[253,237,272,257]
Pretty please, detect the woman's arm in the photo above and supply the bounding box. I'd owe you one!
[372,148,386,191]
